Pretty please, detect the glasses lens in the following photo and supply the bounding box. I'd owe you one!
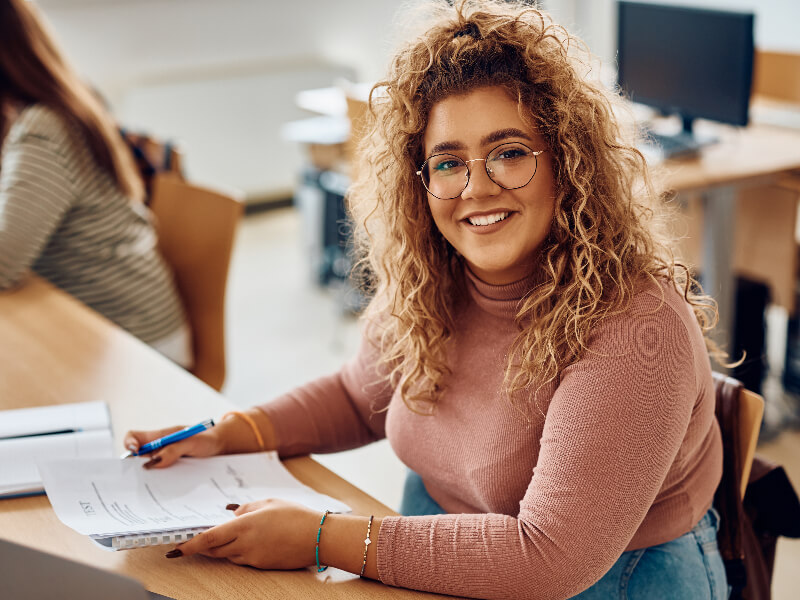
[486,143,538,190]
[421,154,468,199]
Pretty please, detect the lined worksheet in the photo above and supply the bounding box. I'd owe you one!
[38,452,350,547]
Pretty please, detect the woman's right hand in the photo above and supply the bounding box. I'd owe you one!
[123,425,225,468]
[123,409,277,469]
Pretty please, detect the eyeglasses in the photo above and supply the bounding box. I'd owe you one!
[416,142,544,200]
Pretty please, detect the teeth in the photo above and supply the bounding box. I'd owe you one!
[467,212,509,226]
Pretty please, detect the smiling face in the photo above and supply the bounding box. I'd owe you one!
[422,86,556,285]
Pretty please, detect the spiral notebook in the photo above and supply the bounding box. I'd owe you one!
[38,452,350,550]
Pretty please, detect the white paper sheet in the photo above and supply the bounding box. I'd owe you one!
[39,452,350,542]
[0,429,114,496]
[0,401,110,439]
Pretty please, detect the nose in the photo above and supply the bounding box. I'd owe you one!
[461,160,501,200]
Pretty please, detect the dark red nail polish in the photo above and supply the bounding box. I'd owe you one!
[144,456,162,469]
[165,549,183,558]
[226,503,240,511]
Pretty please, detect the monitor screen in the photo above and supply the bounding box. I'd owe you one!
[617,2,755,131]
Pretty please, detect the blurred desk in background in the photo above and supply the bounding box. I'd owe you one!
[664,124,800,362]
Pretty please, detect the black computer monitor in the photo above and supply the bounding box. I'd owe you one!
[617,1,755,137]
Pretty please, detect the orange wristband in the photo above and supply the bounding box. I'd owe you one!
[222,410,266,451]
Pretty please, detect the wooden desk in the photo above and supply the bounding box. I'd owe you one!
[0,277,450,600]
[662,124,800,348]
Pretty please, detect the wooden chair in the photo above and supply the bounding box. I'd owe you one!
[712,372,765,596]
[149,174,244,391]
[712,372,765,499]
[753,50,800,105]
[736,387,764,499]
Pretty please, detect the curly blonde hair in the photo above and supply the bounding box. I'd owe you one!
[348,0,718,413]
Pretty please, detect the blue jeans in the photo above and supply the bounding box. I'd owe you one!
[572,508,728,599]
[400,471,728,599]
[400,470,446,516]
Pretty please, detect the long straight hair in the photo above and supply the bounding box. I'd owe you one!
[0,0,143,199]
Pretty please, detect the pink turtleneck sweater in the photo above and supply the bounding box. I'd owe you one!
[259,270,722,599]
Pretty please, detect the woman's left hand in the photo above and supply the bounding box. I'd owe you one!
[170,499,320,569]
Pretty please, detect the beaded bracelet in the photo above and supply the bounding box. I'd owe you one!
[221,410,265,451]
[315,510,331,572]
[359,515,374,577]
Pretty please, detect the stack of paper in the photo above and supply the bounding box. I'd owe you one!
[0,402,114,498]
[39,452,351,550]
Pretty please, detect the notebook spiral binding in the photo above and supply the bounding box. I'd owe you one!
[111,527,208,550]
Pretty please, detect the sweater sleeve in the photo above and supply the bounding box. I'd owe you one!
[258,331,394,457]
[376,293,701,599]
[0,130,76,289]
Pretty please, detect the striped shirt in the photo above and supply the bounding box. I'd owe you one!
[0,104,187,346]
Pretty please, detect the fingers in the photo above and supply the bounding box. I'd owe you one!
[233,499,275,516]
[163,502,312,570]
[123,426,184,455]
[142,441,192,468]
[124,426,220,469]
[143,455,163,469]
[201,540,240,559]
[172,523,238,558]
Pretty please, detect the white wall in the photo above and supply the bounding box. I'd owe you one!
[38,0,401,102]
[33,0,800,196]
[119,62,355,198]
[37,0,800,103]
[35,0,405,198]
[565,0,800,68]
[618,0,800,51]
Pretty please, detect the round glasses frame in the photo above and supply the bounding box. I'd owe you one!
[416,142,545,200]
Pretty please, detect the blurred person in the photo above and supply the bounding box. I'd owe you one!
[0,0,190,366]
[126,1,728,597]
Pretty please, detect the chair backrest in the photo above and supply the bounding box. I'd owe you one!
[711,372,765,499]
[737,388,764,498]
[711,373,770,597]
[753,50,800,105]
[149,174,244,391]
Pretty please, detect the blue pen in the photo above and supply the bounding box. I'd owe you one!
[122,419,215,458]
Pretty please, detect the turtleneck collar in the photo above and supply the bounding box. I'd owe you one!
[464,265,544,319]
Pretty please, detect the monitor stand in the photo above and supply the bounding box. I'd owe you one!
[643,115,718,159]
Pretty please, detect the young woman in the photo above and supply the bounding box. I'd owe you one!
[126,1,727,597]
[0,0,190,366]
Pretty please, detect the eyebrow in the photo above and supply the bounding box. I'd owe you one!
[428,128,534,155]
